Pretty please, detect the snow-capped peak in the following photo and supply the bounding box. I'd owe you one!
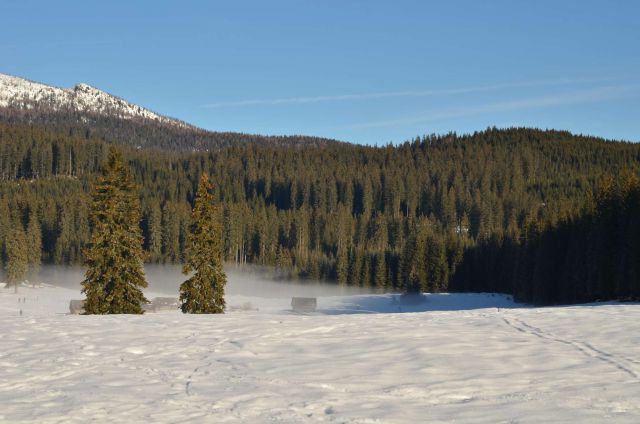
[74,82,100,93]
[0,73,187,127]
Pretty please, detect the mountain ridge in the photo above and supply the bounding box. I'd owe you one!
[0,73,343,151]
[0,73,191,128]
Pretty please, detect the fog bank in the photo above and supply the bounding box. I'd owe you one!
[3,264,379,299]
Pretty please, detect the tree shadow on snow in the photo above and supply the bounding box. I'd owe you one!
[318,293,522,315]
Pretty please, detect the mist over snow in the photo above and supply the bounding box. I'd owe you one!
[1,264,520,315]
[11,264,371,296]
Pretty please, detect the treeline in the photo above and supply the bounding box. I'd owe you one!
[1,122,640,302]
[452,174,640,304]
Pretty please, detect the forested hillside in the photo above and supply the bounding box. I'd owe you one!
[0,107,342,151]
[1,123,639,302]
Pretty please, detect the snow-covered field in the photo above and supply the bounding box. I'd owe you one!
[1,283,639,423]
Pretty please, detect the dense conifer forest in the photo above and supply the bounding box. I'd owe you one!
[452,174,640,303]
[1,121,639,303]
[0,107,342,151]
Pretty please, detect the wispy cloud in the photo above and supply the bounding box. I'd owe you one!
[0,39,114,51]
[335,84,640,130]
[202,77,611,108]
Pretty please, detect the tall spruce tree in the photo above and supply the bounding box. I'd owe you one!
[374,252,387,290]
[179,175,227,313]
[5,225,28,293]
[81,147,148,314]
[0,199,11,266]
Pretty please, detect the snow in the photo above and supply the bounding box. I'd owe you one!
[0,73,187,127]
[2,283,640,423]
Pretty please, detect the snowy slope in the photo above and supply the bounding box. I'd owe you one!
[1,285,639,423]
[0,73,187,127]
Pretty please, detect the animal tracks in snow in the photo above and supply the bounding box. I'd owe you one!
[501,314,639,379]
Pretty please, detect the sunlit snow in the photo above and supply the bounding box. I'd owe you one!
[1,278,639,423]
[0,73,186,127]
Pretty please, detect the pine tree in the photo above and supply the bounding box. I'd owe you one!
[144,203,163,262]
[0,199,11,265]
[161,202,181,262]
[26,210,42,283]
[337,246,349,286]
[400,226,422,293]
[360,254,372,288]
[180,175,227,313]
[5,225,28,293]
[53,202,73,264]
[425,233,449,292]
[81,147,148,314]
[374,252,387,290]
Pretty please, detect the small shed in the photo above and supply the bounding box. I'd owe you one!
[150,297,180,312]
[69,299,85,315]
[291,297,317,313]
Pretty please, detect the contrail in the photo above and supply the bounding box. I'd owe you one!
[202,77,611,108]
[335,83,640,130]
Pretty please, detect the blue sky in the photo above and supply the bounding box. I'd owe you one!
[1,0,639,144]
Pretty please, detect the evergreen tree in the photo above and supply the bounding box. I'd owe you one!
[180,175,227,313]
[400,228,422,293]
[0,199,11,265]
[26,210,42,283]
[360,254,372,288]
[53,202,73,264]
[423,233,446,292]
[374,252,387,290]
[143,203,163,262]
[161,202,181,263]
[81,147,148,314]
[336,246,349,286]
[5,225,28,293]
